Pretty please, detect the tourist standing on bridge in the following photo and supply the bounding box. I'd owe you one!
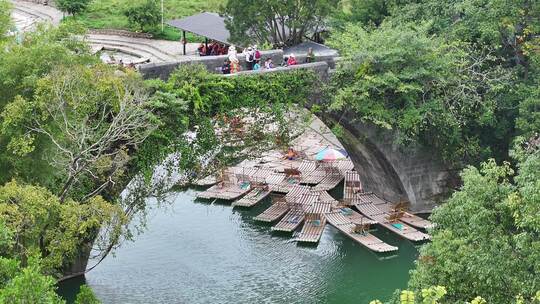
[287,54,298,66]
[306,48,315,63]
[253,61,261,71]
[197,43,207,56]
[264,58,274,69]
[229,46,241,73]
[254,45,262,64]
[221,59,231,74]
[281,56,289,67]
[243,47,255,70]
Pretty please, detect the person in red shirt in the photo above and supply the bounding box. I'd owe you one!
[287,53,297,66]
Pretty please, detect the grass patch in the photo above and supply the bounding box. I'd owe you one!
[74,0,225,40]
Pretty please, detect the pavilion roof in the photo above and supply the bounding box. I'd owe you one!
[167,12,231,44]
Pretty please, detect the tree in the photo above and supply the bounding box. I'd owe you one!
[333,0,390,28]
[224,0,340,46]
[56,0,93,16]
[0,23,95,187]
[124,0,161,32]
[388,0,540,79]
[2,65,155,203]
[0,64,154,279]
[516,84,540,137]
[0,0,11,40]
[408,139,540,303]
[327,22,511,163]
[0,181,124,277]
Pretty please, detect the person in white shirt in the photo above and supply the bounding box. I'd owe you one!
[243,46,255,70]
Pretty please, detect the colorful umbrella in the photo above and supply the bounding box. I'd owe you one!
[315,147,348,161]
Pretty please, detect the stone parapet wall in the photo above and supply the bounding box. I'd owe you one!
[225,61,330,80]
[287,54,339,69]
[139,50,284,80]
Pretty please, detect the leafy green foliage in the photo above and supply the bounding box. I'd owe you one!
[135,64,318,179]
[74,285,101,304]
[371,286,540,304]
[0,256,64,304]
[328,22,511,163]
[57,0,93,15]
[389,0,540,74]
[0,253,100,303]
[2,64,154,203]
[224,0,340,46]
[0,0,12,40]
[0,181,124,276]
[0,23,96,187]
[408,146,540,303]
[0,22,93,108]
[124,0,161,32]
[334,0,389,27]
[516,84,540,137]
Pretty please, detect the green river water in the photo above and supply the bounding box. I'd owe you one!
[58,187,421,304]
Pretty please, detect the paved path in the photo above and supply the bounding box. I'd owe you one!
[11,0,62,30]
[10,0,199,63]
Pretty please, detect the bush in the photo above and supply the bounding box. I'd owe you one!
[56,0,93,15]
[75,285,101,304]
[124,0,161,32]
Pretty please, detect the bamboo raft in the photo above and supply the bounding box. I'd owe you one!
[333,159,355,174]
[354,201,430,241]
[317,191,338,204]
[325,212,398,253]
[335,207,377,225]
[194,121,433,252]
[272,191,320,232]
[398,213,434,230]
[312,174,344,191]
[232,188,271,207]
[254,202,290,222]
[196,168,249,200]
[301,168,327,184]
[356,192,434,230]
[271,209,305,232]
[295,215,326,243]
[343,170,363,201]
[307,202,333,214]
[266,173,286,190]
[284,185,313,201]
[271,178,300,193]
[196,182,251,200]
[298,160,317,176]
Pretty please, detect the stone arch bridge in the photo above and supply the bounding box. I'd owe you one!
[140,58,459,212]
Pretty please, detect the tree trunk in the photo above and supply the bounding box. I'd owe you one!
[58,239,94,281]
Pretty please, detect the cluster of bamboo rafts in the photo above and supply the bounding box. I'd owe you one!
[196,156,433,253]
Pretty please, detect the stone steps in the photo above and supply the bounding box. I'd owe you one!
[13,6,52,22]
[86,37,177,62]
[11,0,62,24]
[12,10,39,31]
[87,36,178,58]
[91,43,166,63]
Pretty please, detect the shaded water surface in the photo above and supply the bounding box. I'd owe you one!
[59,189,420,303]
